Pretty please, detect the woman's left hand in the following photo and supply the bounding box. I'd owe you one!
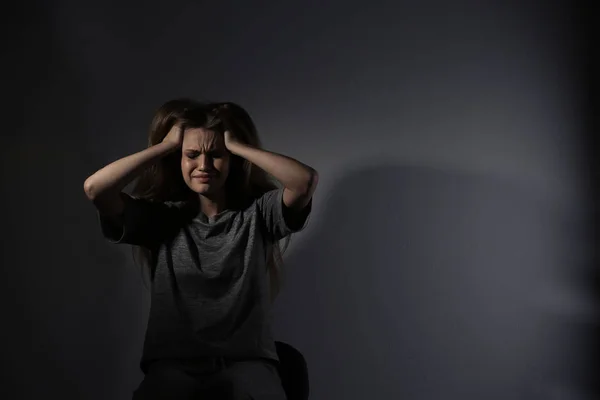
[224,130,242,153]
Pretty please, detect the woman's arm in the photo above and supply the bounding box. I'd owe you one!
[225,131,318,210]
[83,125,183,215]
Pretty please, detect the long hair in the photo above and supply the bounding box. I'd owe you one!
[131,99,290,300]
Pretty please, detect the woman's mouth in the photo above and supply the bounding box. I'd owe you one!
[192,174,213,183]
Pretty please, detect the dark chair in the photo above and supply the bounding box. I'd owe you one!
[274,341,310,400]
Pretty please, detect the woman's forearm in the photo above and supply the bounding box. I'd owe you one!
[228,143,318,197]
[83,141,178,201]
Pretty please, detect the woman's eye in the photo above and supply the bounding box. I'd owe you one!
[207,151,223,159]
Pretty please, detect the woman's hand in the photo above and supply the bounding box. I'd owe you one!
[162,122,185,149]
[224,130,245,154]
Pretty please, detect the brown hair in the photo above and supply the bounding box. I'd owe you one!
[131,99,290,300]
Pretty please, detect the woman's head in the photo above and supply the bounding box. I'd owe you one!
[180,102,273,208]
[136,100,271,207]
[177,106,231,201]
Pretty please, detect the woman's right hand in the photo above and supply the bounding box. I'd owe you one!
[162,122,185,148]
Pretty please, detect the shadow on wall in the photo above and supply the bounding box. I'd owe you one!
[274,162,594,400]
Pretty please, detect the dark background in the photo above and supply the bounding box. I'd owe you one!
[3,1,597,399]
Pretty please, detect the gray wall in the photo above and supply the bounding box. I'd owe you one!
[4,1,595,399]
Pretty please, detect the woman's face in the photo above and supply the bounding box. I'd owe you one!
[181,127,230,196]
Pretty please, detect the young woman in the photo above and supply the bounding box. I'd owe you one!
[83,99,318,399]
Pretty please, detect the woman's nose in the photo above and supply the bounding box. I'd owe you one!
[198,154,212,170]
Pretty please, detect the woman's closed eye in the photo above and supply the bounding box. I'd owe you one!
[185,150,224,159]
[206,151,225,159]
[185,151,200,159]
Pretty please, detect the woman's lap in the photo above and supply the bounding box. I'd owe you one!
[132,359,287,400]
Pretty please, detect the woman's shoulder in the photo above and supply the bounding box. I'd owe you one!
[163,200,189,209]
[237,188,284,218]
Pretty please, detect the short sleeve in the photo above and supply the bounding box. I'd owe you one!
[97,193,176,248]
[256,188,312,241]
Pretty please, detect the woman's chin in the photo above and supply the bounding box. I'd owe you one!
[191,183,209,193]
[190,182,220,195]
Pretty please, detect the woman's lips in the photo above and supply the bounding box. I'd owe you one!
[192,174,213,182]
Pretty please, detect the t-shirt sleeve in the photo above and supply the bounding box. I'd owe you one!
[97,193,174,248]
[256,188,312,241]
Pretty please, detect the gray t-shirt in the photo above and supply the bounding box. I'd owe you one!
[98,188,310,373]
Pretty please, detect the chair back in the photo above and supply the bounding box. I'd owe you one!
[275,341,310,400]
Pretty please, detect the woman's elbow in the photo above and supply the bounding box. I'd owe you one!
[296,168,318,198]
[307,168,319,195]
[83,177,97,201]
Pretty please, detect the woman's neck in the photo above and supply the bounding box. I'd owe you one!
[199,192,227,218]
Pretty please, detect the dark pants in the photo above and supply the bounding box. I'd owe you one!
[132,357,287,400]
